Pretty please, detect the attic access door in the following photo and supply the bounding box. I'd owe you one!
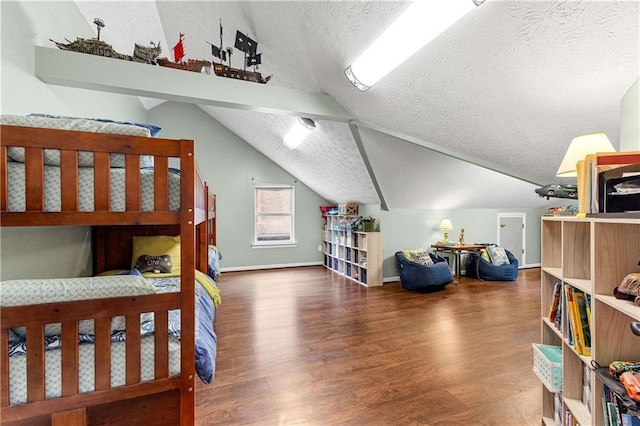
[497,213,525,267]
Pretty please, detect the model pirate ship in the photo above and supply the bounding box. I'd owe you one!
[50,18,162,65]
[157,32,212,74]
[207,20,271,84]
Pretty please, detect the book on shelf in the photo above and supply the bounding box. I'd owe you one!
[584,363,593,413]
[575,291,592,356]
[564,285,578,350]
[549,281,562,322]
[622,413,640,426]
[563,285,592,356]
[605,386,624,426]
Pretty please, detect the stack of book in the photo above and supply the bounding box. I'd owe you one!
[548,283,591,356]
[566,285,591,356]
[603,383,640,426]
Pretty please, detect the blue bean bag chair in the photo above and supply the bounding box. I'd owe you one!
[466,247,519,281]
[395,251,454,291]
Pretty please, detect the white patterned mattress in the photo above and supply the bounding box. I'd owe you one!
[8,335,182,406]
[2,114,181,212]
[3,274,219,406]
[6,162,181,212]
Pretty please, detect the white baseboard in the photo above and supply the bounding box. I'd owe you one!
[221,263,540,276]
[220,261,323,273]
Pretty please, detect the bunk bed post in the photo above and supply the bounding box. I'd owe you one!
[179,140,196,425]
[196,183,210,273]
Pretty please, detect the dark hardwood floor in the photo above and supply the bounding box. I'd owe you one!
[196,266,542,425]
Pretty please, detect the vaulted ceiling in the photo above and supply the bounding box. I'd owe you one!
[72,1,639,209]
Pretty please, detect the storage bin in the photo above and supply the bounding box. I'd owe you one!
[338,203,358,215]
[532,343,562,392]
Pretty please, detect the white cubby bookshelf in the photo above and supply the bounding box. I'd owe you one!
[322,214,383,287]
[538,216,640,425]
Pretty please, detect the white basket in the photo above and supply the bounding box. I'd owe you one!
[532,343,562,392]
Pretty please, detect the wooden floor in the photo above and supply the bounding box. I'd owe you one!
[196,266,542,425]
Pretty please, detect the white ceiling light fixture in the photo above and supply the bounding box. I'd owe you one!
[556,132,616,177]
[345,0,483,91]
[283,117,317,150]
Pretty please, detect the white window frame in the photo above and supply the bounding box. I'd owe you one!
[253,184,297,248]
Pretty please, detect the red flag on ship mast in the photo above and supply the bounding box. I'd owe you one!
[172,33,185,63]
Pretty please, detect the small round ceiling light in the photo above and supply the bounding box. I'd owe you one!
[283,117,317,150]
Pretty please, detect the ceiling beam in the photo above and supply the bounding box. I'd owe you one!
[35,46,353,122]
[353,120,545,186]
[349,123,388,211]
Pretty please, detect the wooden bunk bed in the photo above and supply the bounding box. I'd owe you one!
[0,120,216,425]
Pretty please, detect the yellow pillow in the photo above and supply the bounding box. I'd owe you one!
[131,235,181,271]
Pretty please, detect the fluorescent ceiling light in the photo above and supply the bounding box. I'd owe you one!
[556,132,616,177]
[283,117,317,150]
[346,0,481,91]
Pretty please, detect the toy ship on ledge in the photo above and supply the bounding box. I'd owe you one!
[50,18,163,65]
[206,20,271,84]
[157,32,212,74]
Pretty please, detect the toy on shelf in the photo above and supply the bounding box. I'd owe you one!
[207,20,271,84]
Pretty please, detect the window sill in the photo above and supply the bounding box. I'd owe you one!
[252,241,298,249]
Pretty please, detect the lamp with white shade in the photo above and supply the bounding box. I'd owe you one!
[439,219,453,243]
[556,132,616,177]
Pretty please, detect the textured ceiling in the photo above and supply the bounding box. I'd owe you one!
[74,1,640,209]
[198,105,380,204]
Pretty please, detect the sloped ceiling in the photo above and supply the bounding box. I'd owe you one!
[73,1,640,209]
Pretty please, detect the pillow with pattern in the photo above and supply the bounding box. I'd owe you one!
[486,245,509,266]
[412,251,434,265]
[401,249,434,265]
[131,235,181,271]
[135,254,173,274]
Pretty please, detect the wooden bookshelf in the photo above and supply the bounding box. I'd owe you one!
[322,214,383,287]
[538,216,640,424]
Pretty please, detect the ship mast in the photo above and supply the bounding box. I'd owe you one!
[94,18,105,41]
[207,19,229,65]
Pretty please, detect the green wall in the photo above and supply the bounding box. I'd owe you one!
[359,204,549,280]
[147,102,329,270]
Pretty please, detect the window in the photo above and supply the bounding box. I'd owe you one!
[254,184,295,247]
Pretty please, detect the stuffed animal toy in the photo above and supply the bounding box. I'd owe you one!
[613,272,640,307]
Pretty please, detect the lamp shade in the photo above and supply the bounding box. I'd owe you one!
[556,132,616,177]
[439,219,453,231]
